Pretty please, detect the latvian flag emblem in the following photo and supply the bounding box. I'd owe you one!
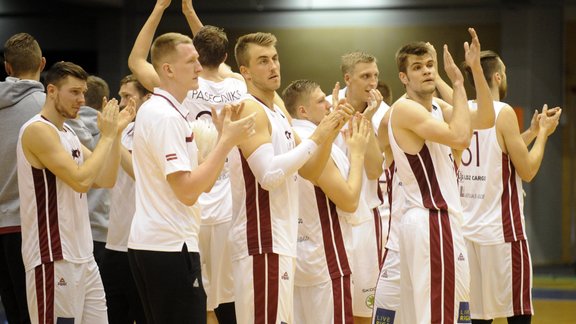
[166,153,178,161]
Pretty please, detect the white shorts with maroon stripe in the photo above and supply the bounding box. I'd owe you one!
[399,209,471,324]
[372,249,401,324]
[233,253,294,324]
[26,258,107,324]
[294,276,353,324]
[466,239,533,319]
[350,215,383,318]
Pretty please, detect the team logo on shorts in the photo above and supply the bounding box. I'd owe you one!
[381,269,388,278]
[281,272,289,280]
[374,307,395,324]
[458,253,466,262]
[57,277,67,286]
[457,302,471,323]
[365,294,375,309]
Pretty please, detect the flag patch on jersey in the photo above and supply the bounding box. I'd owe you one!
[457,302,471,323]
[166,153,178,161]
[374,307,395,324]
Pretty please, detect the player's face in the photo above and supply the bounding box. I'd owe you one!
[305,87,331,125]
[498,59,508,100]
[171,43,203,91]
[244,44,281,92]
[119,82,147,113]
[51,76,87,119]
[401,54,436,95]
[345,62,379,105]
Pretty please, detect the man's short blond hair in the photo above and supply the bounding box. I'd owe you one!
[340,51,377,75]
[150,32,193,71]
[234,32,277,68]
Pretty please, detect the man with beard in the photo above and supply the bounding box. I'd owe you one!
[229,32,350,323]
[16,61,134,323]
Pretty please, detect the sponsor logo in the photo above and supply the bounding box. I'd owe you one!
[457,302,471,323]
[458,253,465,262]
[281,272,289,280]
[365,294,375,309]
[193,278,199,288]
[297,235,310,243]
[57,277,67,286]
[374,307,396,324]
[381,269,388,279]
[362,287,376,293]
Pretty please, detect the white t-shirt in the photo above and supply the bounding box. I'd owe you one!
[182,77,247,225]
[17,115,92,271]
[128,88,201,252]
[106,123,135,252]
[460,100,526,244]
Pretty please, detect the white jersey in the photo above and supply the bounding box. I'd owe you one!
[460,101,526,244]
[106,122,135,252]
[383,162,405,252]
[128,88,201,252]
[292,119,354,287]
[17,115,92,271]
[228,94,298,260]
[388,99,462,217]
[182,77,247,225]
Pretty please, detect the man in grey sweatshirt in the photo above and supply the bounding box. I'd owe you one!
[0,32,46,324]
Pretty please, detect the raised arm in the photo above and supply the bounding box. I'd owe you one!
[316,115,370,212]
[84,99,136,188]
[182,0,203,35]
[377,109,393,169]
[127,0,171,92]
[465,28,494,130]
[361,90,384,180]
[237,100,347,191]
[427,42,454,104]
[22,100,122,192]
[499,104,561,182]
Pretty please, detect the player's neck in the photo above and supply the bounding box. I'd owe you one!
[346,95,368,114]
[406,90,434,111]
[490,87,501,102]
[160,83,188,104]
[247,84,275,109]
[41,105,66,130]
[199,67,223,82]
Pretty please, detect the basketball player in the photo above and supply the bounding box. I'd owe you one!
[228,32,350,324]
[17,61,135,324]
[100,74,150,324]
[282,79,370,324]
[388,28,494,324]
[459,50,561,324]
[0,32,45,324]
[372,28,493,324]
[127,2,245,321]
[326,51,386,323]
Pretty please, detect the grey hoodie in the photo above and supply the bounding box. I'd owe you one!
[0,77,45,231]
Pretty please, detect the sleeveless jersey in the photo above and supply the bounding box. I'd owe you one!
[228,94,298,260]
[292,119,353,286]
[460,101,526,244]
[388,99,462,217]
[17,115,92,271]
[182,77,247,225]
[106,122,135,252]
[383,162,405,252]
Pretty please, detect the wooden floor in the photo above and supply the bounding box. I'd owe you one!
[493,274,576,324]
